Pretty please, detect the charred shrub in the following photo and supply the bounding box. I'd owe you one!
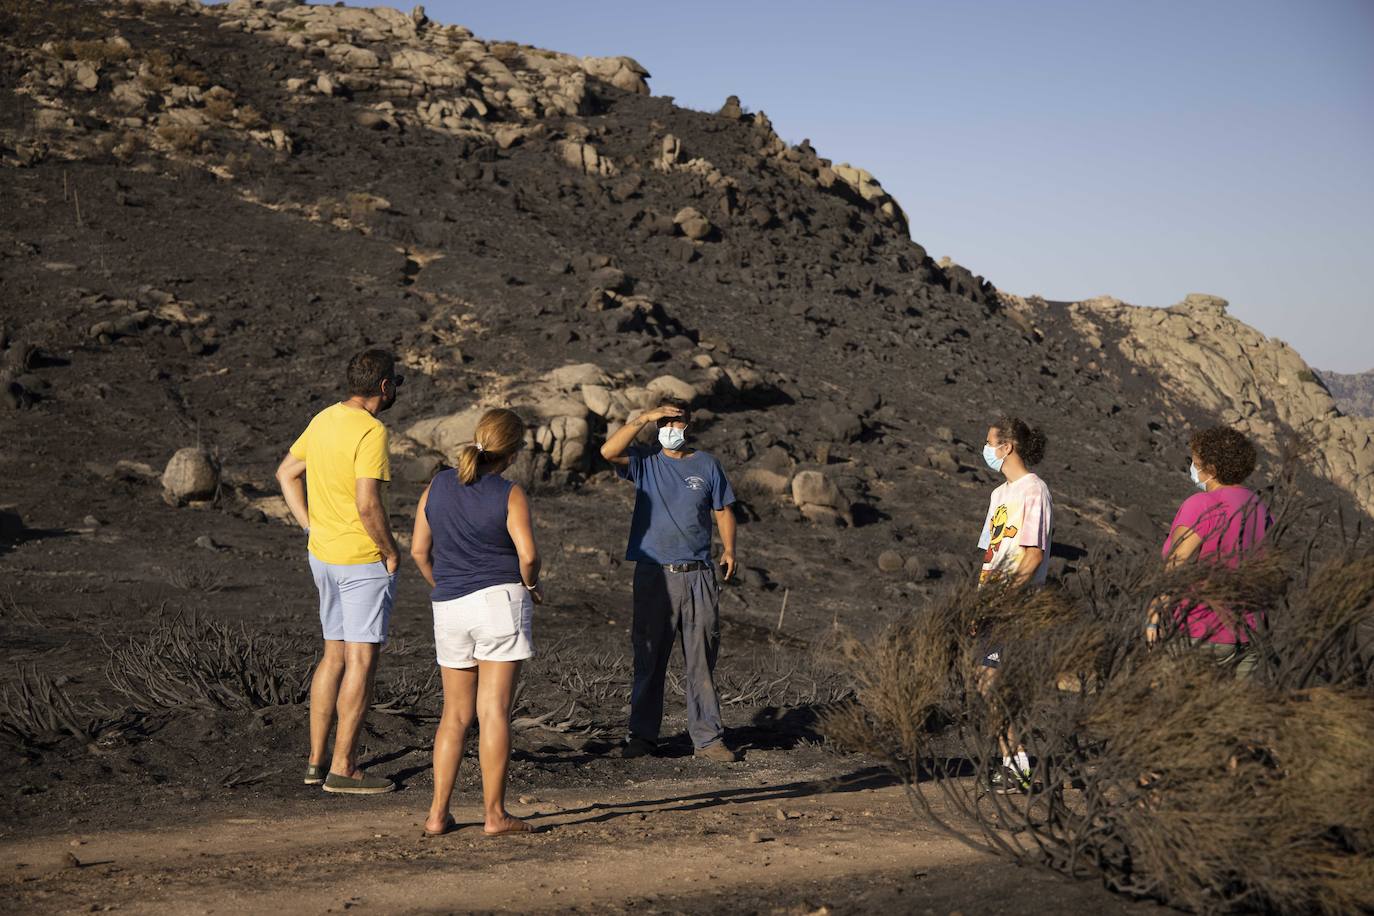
[0,665,123,745]
[166,561,226,594]
[370,662,438,716]
[826,504,1374,914]
[105,611,313,711]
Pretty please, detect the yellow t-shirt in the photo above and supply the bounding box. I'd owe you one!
[289,403,390,565]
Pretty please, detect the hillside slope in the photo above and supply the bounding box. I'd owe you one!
[1,0,1367,600]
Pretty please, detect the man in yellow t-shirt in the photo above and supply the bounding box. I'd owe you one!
[276,349,403,795]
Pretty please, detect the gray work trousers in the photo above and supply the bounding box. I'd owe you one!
[629,562,724,749]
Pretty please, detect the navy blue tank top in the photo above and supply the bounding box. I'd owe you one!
[425,470,521,601]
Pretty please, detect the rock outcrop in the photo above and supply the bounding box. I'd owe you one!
[406,352,785,482]
[1319,369,1374,420]
[1051,293,1374,514]
[791,470,852,526]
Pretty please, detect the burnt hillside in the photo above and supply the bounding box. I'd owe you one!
[1,0,1365,621]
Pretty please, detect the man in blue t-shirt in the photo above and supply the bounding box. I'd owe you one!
[600,397,740,762]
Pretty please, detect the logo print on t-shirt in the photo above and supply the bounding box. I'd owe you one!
[983,504,1018,564]
[684,476,707,491]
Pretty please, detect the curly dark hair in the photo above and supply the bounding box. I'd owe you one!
[992,416,1048,466]
[1189,426,1257,485]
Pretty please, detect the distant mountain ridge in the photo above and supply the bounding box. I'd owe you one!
[1319,369,1374,419]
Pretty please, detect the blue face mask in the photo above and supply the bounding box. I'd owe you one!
[659,426,687,451]
[1189,462,1210,491]
[982,443,1005,472]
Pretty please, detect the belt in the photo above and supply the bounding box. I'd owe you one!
[661,561,710,573]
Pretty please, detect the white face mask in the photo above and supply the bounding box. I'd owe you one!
[658,426,687,451]
[1189,462,1211,491]
[982,442,1006,472]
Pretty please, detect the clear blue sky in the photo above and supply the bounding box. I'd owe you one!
[320,2,1374,371]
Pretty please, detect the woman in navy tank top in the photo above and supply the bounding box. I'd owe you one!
[410,408,542,837]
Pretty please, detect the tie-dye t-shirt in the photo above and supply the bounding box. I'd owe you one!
[978,473,1054,586]
[1161,486,1271,644]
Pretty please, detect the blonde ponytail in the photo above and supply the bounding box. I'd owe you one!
[456,444,481,485]
[457,408,525,485]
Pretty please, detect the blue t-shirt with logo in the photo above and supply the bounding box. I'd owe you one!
[617,444,735,563]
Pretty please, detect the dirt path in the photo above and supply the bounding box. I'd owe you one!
[3,770,1164,915]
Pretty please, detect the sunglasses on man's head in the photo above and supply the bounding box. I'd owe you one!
[390,374,405,388]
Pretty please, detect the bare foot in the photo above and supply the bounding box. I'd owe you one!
[483,812,532,836]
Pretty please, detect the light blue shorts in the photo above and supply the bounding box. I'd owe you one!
[309,554,396,644]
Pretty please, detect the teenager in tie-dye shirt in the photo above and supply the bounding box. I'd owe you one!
[974,415,1053,794]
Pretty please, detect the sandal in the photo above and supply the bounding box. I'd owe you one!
[484,819,535,837]
[422,815,457,838]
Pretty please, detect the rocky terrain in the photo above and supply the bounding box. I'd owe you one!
[1320,367,1374,419]
[1008,291,1374,514]
[0,1,1370,912]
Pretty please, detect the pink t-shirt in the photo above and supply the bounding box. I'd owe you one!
[1161,486,1271,643]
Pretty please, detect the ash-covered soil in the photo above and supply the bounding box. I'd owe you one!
[0,768,1170,916]
[0,2,1365,911]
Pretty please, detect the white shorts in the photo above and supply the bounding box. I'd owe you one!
[433,583,534,669]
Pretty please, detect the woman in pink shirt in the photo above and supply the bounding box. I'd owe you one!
[1147,427,1271,675]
